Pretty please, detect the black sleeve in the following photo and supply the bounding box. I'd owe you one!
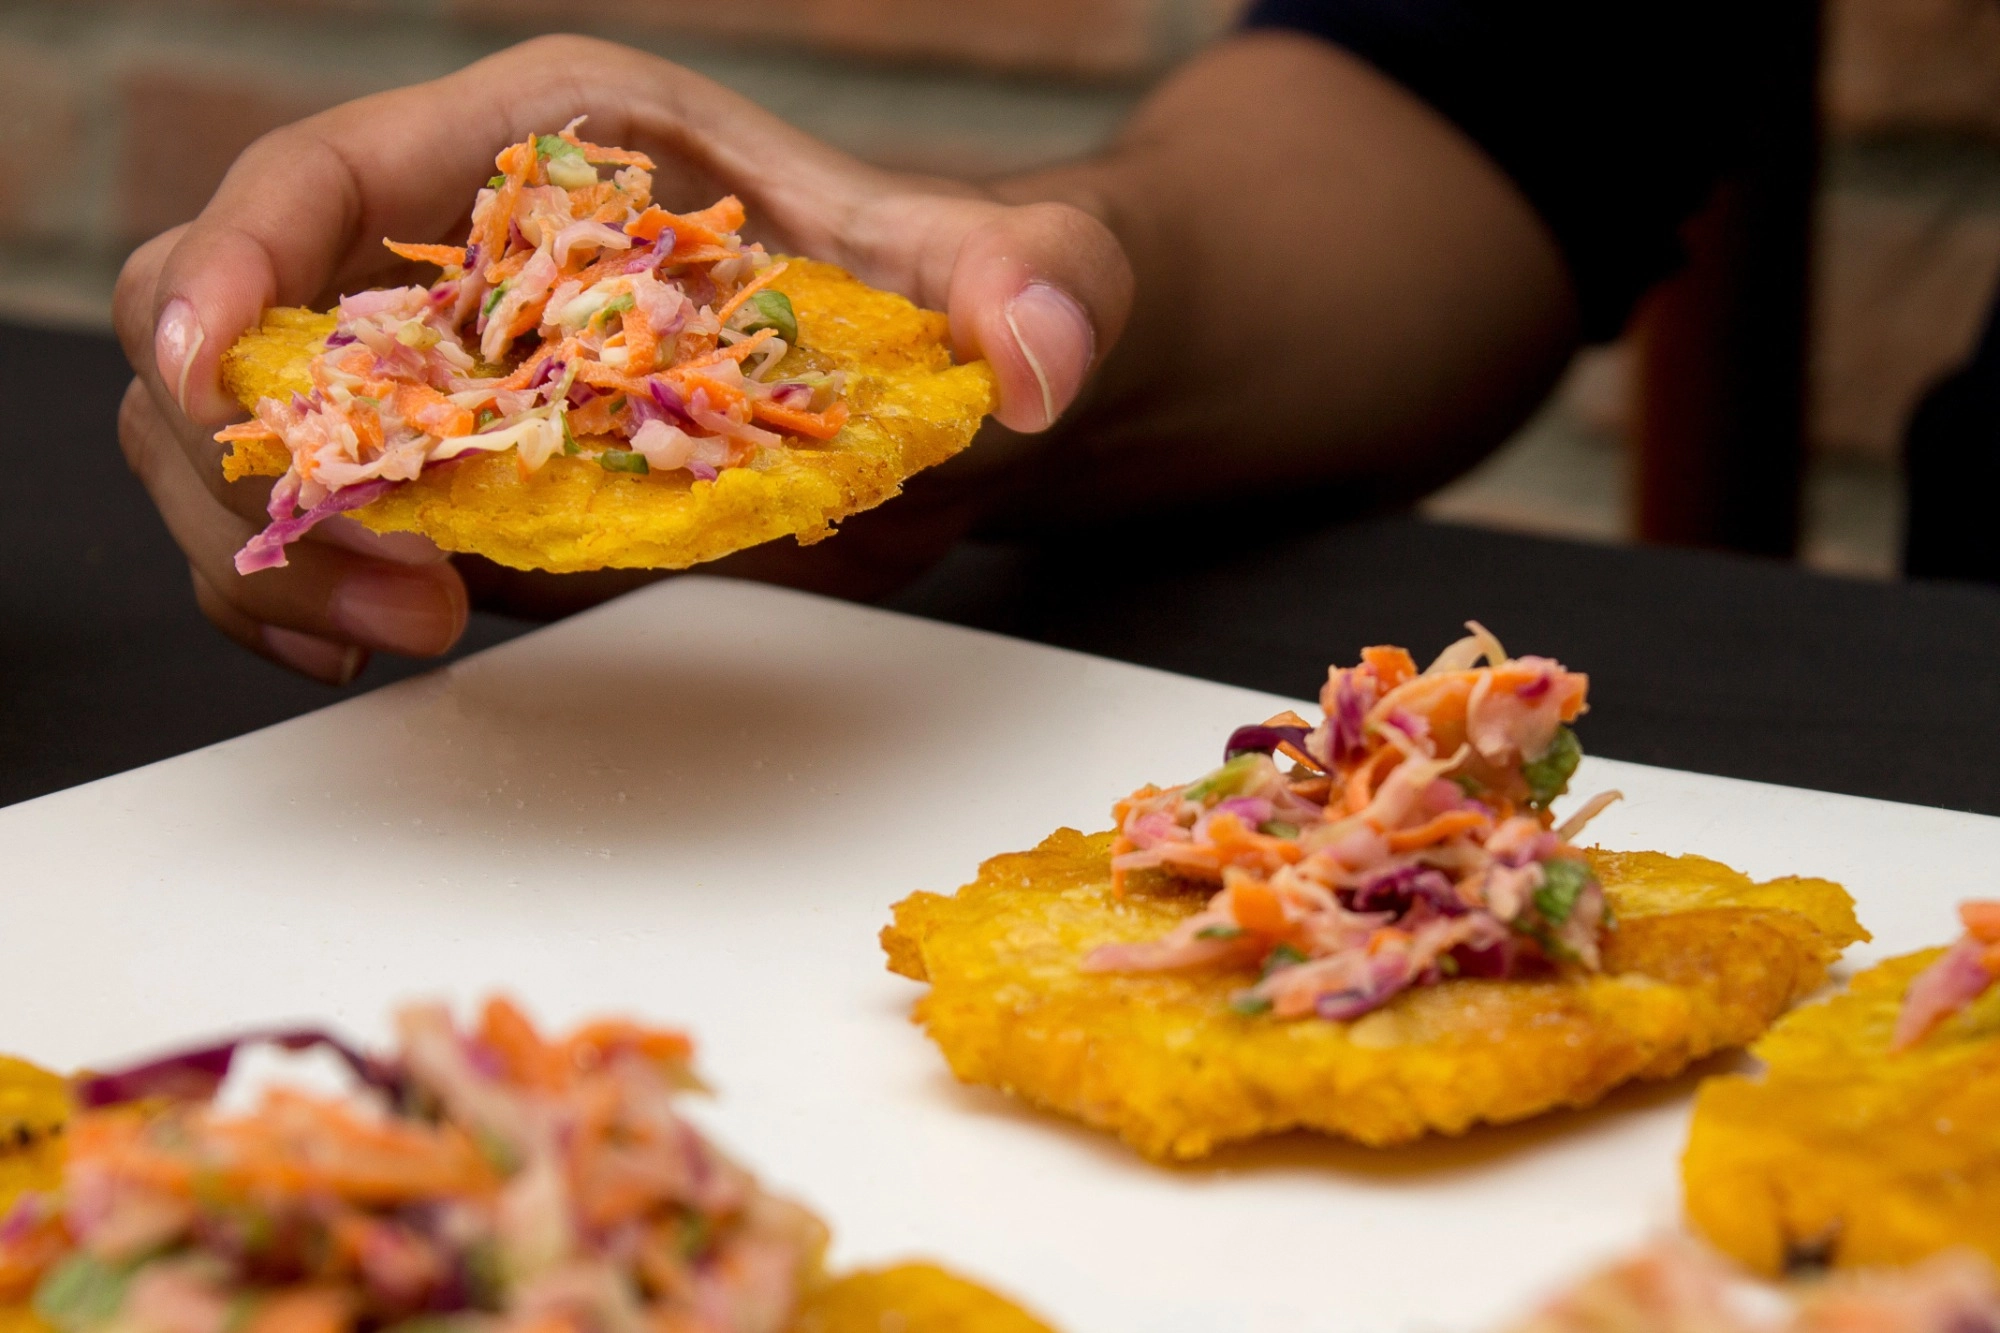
[1244,0,1773,340]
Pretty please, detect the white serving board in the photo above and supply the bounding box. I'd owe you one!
[2,577,1994,1332]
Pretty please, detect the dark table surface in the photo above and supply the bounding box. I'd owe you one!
[8,319,2000,815]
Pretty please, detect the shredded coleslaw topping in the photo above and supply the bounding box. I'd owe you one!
[0,999,820,1333]
[1085,623,1623,1020]
[220,119,848,573]
[1893,900,2000,1050]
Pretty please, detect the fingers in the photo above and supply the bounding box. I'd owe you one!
[829,193,1133,435]
[947,203,1131,433]
[191,567,369,686]
[119,380,471,672]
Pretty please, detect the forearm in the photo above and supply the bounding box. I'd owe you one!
[993,30,1582,522]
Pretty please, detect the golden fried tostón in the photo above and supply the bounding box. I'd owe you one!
[222,261,994,574]
[885,829,1864,1161]
[217,124,994,575]
[1683,944,2000,1274]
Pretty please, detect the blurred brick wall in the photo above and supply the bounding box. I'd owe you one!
[0,0,1237,326]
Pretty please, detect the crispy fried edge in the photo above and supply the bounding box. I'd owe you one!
[217,260,997,572]
[795,1264,1058,1333]
[881,830,1867,1161]
[1682,947,2000,1274]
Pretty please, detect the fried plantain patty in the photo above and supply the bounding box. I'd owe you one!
[1683,947,2000,1274]
[884,830,1866,1161]
[220,261,996,573]
[794,1264,1057,1333]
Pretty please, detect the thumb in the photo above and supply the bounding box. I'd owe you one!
[947,201,1132,433]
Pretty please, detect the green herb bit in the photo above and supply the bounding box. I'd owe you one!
[1196,923,1244,940]
[608,395,627,414]
[475,407,500,429]
[1522,726,1582,808]
[487,174,507,189]
[561,414,580,456]
[1259,820,1300,839]
[34,1254,131,1333]
[461,1239,506,1307]
[473,1125,522,1174]
[481,282,509,319]
[1532,857,1594,927]
[534,134,572,160]
[1436,953,1460,977]
[1182,753,1262,804]
[1450,773,1484,798]
[679,1210,712,1259]
[1230,992,1274,1016]
[1261,942,1308,977]
[740,289,798,345]
[598,448,650,475]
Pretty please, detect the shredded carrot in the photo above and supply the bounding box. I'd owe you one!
[668,368,748,413]
[619,307,661,377]
[485,250,530,285]
[479,996,568,1091]
[1960,900,2000,944]
[559,128,656,171]
[383,240,467,269]
[713,261,789,327]
[750,397,847,441]
[1228,878,1288,936]
[1386,809,1493,853]
[215,421,280,442]
[1343,746,1401,815]
[1361,645,1419,689]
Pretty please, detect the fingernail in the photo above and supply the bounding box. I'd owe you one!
[155,298,206,416]
[314,515,450,566]
[1002,282,1094,431]
[261,624,365,685]
[329,568,462,656]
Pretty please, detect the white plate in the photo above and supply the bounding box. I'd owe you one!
[3,577,1994,1332]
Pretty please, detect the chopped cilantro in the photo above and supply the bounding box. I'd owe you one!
[34,1254,129,1332]
[679,1210,711,1258]
[1533,858,1594,927]
[481,282,508,318]
[560,414,580,456]
[598,448,650,475]
[475,407,499,429]
[534,134,572,160]
[1261,942,1308,977]
[1182,753,1261,804]
[1522,726,1582,808]
[487,174,506,189]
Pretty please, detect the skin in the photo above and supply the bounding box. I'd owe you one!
[114,30,1578,685]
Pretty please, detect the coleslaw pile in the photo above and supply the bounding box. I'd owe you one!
[0,1001,821,1333]
[1086,623,1622,1020]
[1894,900,2000,1050]
[220,118,848,573]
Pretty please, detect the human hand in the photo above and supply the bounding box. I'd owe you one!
[114,34,1131,683]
